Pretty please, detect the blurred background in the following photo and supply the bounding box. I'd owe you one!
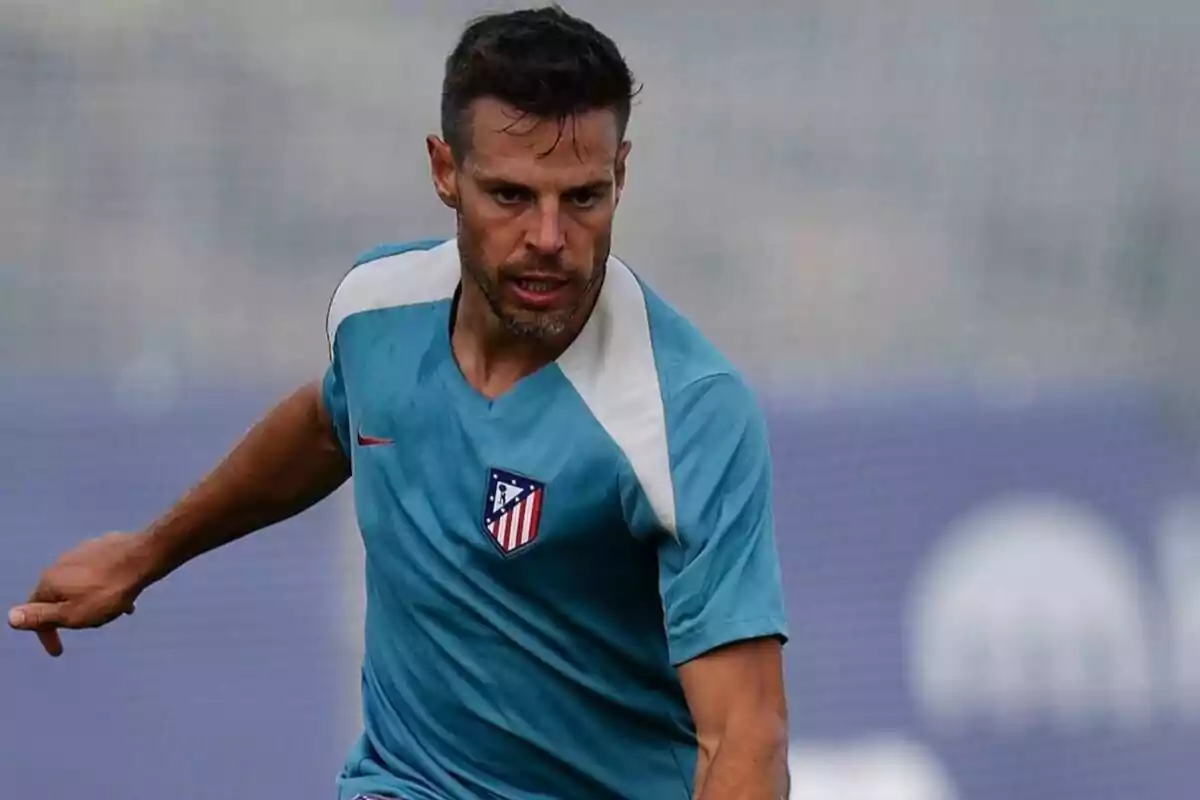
[2,1,1198,798]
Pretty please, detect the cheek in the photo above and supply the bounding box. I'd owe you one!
[566,211,608,244]
[462,203,524,258]
[569,214,612,260]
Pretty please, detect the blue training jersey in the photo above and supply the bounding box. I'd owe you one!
[322,238,788,800]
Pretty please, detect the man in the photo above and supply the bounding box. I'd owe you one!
[9,7,790,799]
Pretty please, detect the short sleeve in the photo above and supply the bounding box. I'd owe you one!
[657,374,789,666]
[322,291,352,458]
[321,353,351,458]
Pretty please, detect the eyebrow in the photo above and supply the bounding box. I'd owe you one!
[565,180,614,193]
[472,173,613,193]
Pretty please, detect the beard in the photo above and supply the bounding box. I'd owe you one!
[456,230,609,341]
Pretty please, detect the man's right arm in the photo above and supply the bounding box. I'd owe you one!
[7,378,351,655]
[137,378,351,587]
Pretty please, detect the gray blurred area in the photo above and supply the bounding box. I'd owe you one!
[4,1,1197,398]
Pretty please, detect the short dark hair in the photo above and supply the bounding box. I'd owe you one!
[440,5,639,157]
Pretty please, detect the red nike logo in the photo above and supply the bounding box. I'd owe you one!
[356,430,394,447]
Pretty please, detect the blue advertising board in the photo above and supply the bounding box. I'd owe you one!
[1,379,1197,797]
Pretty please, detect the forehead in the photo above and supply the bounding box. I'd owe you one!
[463,97,621,183]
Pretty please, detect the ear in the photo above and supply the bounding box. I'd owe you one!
[427,135,459,210]
[614,140,632,204]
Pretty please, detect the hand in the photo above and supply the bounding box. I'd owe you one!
[8,531,154,657]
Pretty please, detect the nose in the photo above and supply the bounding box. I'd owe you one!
[526,198,565,256]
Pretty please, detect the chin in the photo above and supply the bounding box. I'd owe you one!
[502,310,574,340]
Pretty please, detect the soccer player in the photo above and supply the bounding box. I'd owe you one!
[8,7,790,799]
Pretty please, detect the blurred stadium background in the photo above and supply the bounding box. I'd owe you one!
[3,1,1199,798]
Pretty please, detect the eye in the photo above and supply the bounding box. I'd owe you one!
[490,186,530,206]
[566,188,605,209]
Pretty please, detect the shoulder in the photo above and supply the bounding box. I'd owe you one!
[326,238,459,349]
[562,255,741,384]
[595,256,754,412]
[557,256,761,535]
[635,279,751,407]
[559,253,761,433]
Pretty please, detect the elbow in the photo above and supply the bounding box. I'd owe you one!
[743,702,788,746]
[725,708,790,794]
[724,705,789,762]
[762,711,790,762]
[696,705,789,762]
[693,708,790,797]
[744,706,790,785]
[755,711,791,792]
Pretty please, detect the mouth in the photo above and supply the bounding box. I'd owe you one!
[507,274,572,309]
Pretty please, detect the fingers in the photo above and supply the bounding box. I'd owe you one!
[8,600,138,657]
[36,628,64,658]
[8,602,67,631]
[9,603,69,657]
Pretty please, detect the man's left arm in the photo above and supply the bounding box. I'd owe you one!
[656,373,790,799]
[679,638,789,800]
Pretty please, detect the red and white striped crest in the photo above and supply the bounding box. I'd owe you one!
[483,469,545,555]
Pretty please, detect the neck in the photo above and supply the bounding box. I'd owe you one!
[450,281,597,399]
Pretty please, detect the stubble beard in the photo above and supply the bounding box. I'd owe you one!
[457,234,609,342]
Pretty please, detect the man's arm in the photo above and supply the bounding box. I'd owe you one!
[8,379,350,655]
[680,637,789,800]
[136,378,351,586]
[652,373,791,798]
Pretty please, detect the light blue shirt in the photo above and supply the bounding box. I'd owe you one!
[323,238,788,800]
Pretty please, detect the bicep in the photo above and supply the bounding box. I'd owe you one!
[681,633,792,767]
[678,636,787,737]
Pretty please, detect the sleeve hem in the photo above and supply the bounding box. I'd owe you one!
[321,363,352,458]
[667,615,789,667]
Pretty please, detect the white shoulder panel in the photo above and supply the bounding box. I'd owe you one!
[326,239,460,353]
[557,257,677,537]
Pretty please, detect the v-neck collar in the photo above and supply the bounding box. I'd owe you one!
[434,284,564,417]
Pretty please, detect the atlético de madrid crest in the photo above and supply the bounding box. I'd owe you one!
[483,468,545,555]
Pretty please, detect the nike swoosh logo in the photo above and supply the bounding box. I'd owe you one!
[356,431,394,447]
